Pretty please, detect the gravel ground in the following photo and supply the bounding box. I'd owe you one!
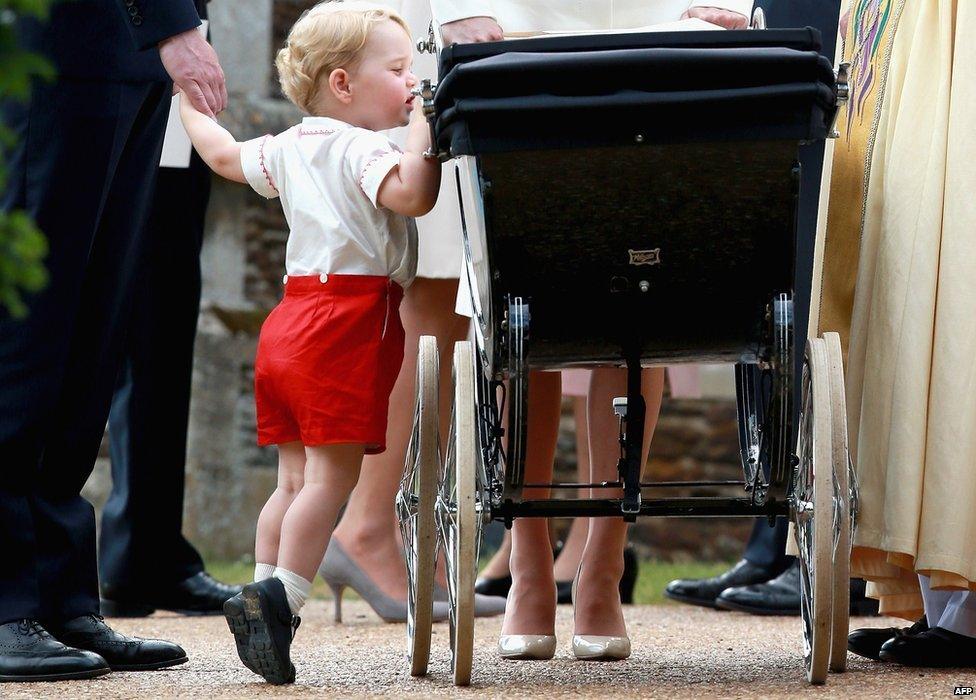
[5,603,973,698]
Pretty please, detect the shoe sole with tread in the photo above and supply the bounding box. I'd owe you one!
[224,591,295,685]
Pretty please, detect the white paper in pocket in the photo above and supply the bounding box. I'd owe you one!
[159,20,210,169]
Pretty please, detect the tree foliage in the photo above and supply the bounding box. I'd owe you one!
[0,0,54,318]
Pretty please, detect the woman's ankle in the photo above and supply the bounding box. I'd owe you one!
[332,525,397,556]
[501,577,557,635]
[572,569,626,637]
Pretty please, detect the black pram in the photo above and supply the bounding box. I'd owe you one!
[396,26,853,688]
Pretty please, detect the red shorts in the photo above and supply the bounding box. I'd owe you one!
[254,274,405,452]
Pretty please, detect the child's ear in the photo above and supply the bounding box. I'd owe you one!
[328,68,353,104]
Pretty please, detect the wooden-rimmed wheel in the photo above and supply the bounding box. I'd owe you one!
[396,336,440,677]
[436,341,479,686]
[822,331,852,673]
[792,337,835,685]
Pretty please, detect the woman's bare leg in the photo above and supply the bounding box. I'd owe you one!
[552,395,590,581]
[254,441,306,567]
[484,395,591,583]
[330,278,468,599]
[573,368,664,636]
[501,370,562,635]
[480,530,513,579]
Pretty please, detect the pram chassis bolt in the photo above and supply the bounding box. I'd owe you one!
[829,62,851,138]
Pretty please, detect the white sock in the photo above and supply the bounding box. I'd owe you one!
[254,563,276,582]
[273,568,312,615]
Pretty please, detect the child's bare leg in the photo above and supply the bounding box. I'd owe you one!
[501,370,562,636]
[254,441,306,579]
[574,368,664,637]
[268,443,364,614]
[277,444,365,581]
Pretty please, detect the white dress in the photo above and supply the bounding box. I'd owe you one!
[386,0,463,279]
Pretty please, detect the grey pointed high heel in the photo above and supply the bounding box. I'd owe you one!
[433,584,508,618]
[318,540,449,623]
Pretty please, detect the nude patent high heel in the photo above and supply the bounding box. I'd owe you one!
[497,634,557,660]
[571,563,631,661]
[496,580,557,660]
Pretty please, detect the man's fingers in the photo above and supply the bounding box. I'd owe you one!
[183,82,215,118]
[685,7,748,30]
[208,71,225,115]
[216,69,228,114]
[198,78,220,117]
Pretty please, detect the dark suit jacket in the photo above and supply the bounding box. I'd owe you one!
[19,0,208,82]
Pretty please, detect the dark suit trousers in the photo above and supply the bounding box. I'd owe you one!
[743,0,842,570]
[0,78,170,624]
[98,152,211,592]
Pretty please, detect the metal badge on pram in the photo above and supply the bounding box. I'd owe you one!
[628,248,661,266]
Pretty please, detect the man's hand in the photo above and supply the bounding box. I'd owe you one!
[681,6,749,30]
[440,16,504,45]
[159,27,227,118]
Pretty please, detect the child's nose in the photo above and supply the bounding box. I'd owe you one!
[406,72,418,86]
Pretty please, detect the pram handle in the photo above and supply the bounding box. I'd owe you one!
[410,79,442,160]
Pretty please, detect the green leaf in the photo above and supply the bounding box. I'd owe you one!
[0,0,54,318]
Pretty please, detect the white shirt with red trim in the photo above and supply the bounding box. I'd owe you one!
[239,116,418,287]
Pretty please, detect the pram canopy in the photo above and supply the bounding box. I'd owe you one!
[435,28,837,154]
[435,29,839,368]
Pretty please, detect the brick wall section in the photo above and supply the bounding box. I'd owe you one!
[245,198,289,309]
[271,0,320,94]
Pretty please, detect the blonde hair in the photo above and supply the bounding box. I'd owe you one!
[275,1,410,114]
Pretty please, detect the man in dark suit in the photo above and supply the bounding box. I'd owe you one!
[0,0,226,682]
[665,0,845,614]
[97,1,242,619]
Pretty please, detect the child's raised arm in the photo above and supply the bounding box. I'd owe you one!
[376,103,441,217]
[179,92,247,184]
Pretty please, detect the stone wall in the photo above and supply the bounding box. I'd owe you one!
[84,0,753,564]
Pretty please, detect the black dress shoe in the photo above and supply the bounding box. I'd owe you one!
[664,558,780,608]
[0,620,110,683]
[474,574,512,598]
[848,617,928,661]
[101,571,244,617]
[619,545,638,605]
[47,615,187,671]
[879,627,976,668]
[224,578,300,685]
[715,560,800,615]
